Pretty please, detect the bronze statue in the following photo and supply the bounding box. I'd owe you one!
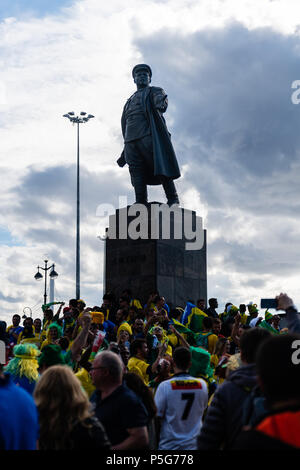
[117,64,181,205]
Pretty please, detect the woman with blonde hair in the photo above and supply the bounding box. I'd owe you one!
[34,365,110,450]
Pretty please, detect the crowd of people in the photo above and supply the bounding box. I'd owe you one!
[0,290,299,451]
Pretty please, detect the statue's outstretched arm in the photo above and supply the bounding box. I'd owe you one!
[152,88,168,113]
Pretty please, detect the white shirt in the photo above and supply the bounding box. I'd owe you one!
[155,373,208,450]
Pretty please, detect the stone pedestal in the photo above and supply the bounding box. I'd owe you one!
[104,202,207,308]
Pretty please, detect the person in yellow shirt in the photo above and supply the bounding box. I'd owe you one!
[77,299,86,317]
[195,317,218,355]
[121,289,143,311]
[33,318,46,347]
[17,317,36,345]
[42,309,54,334]
[40,323,63,351]
[148,325,173,359]
[127,338,168,385]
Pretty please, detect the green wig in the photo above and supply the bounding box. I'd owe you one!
[46,322,63,340]
[38,344,65,368]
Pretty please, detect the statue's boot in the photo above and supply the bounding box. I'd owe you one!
[131,174,148,204]
[162,178,179,206]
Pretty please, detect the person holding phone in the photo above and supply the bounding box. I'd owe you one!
[275,293,300,334]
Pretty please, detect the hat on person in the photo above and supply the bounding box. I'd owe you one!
[38,344,65,368]
[132,64,152,78]
[117,322,132,338]
[248,302,259,314]
[91,311,104,325]
[265,309,273,321]
[226,305,239,315]
[189,346,214,379]
[4,343,40,382]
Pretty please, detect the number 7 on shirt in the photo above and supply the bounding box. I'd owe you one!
[181,393,195,420]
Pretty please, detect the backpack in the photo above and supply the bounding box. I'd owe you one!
[241,385,270,428]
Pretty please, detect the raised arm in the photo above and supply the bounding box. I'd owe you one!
[70,314,92,362]
[276,293,300,334]
[231,313,241,347]
[150,340,169,374]
[168,324,190,349]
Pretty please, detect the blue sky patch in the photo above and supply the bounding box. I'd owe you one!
[0,226,24,246]
[0,0,74,21]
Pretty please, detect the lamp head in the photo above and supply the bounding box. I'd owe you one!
[34,271,43,281]
[49,268,58,279]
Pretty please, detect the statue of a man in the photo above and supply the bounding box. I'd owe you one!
[117,64,181,205]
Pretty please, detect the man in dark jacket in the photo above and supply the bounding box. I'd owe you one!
[198,327,271,450]
[205,298,219,319]
[117,64,180,205]
[234,333,300,450]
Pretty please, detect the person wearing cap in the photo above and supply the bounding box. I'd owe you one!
[258,310,279,335]
[246,302,259,325]
[117,64,181,205]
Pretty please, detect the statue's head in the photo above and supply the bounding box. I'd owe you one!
[132,64,152,88]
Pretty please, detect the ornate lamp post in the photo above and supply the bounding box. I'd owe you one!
[34,259,58,305]
[63,111,94,299]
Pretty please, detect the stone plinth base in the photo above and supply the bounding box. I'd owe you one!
[104,202,207,308]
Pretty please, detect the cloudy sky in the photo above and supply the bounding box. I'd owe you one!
[1,0,300,322]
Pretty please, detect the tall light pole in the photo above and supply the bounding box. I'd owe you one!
[34,259,58,305]
[63,111,95,300]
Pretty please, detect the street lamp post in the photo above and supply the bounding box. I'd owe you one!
[63,111,94,300]
[34,260,58,305]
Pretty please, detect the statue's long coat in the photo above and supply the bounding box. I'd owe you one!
[117,86,181,185]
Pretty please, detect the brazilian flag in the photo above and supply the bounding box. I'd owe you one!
[169,319,197,345]
[181,302,207,333]
[259,320,279,335]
